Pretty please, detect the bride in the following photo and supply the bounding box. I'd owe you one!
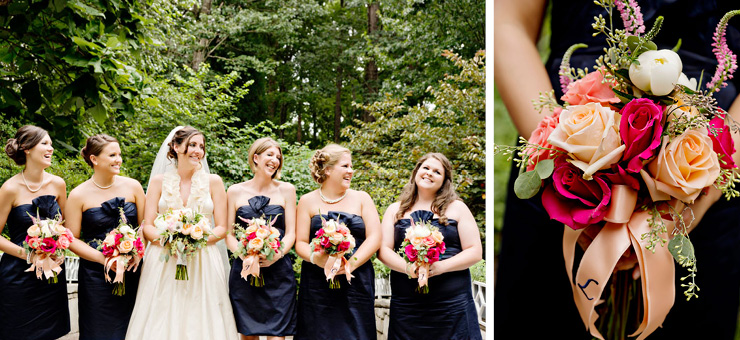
[126,126,238,339]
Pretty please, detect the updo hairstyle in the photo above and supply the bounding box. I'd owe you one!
[4,125,49,166]
[248,137,283,179]
[167,126,205,161]
[309,144,351,184]
[80,134,119,168]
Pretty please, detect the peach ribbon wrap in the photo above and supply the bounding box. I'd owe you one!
[104,255,141,284]
[324,253,354,284]
[417,262,430,288]
[562,185,676,340]
[241,254,262,280]
[26,252,64,280]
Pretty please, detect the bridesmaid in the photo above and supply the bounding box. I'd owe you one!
[294,144,381,340]
[377,153,483,340]
[0,125,70,339]
[65,134,146,340]
[226,137,298,339]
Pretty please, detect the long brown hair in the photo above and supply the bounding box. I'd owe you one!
[395,153,458,225]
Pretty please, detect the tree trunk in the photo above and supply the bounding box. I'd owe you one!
[297,107,303,143]
[267,76,277,119]
[363,2,380,122]
[334,65,343,143]
[279,81,288,139]
[191,0,213,71]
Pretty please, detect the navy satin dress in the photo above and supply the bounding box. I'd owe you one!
[0,195,70,340]
[295,211,376,340]
[229,195,297,336]
[78,197,140,340]
[495,1,740,339]
[388,210,481,340]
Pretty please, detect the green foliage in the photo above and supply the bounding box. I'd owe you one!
[372,255,391,278]
[470,259,486,283]
[345,50,485,237]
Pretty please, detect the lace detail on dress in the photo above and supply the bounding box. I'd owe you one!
[161,168,211,214]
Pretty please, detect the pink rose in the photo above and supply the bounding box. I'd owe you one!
[102,245,114,257]
[64,228,74,240]
[404,244,418,262]
[542,159,612,230]
[525,108,562,171]
[316,228,325,237]
[641,130,720,203]
[426,247,440,263]
[320,236,331,248]
[26,236,42,249]
[437,242,446,254]
[561,70,620,107]
[708,114,736,169]
[247,232,257,241]
[337,241,350,252]
[619,98,665,172]
[56,235,71,249]
[40,237,58,253]
[422,236,436,247]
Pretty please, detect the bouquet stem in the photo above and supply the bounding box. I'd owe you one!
[415,284,429,294]
[329,278,341,289]
[112,276,126,296]
[250,274,265,287]
[597,269,642,339]
[176,264,189,280]
[48,271,58,284]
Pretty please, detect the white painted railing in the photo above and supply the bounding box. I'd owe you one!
[65,256,80,283]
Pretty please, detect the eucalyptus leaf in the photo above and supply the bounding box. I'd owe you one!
[534,159,554,179]
[514,170,542,199]
[668,234,696,266]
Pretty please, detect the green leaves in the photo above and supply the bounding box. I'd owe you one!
[668,234,696,267]
[513,159,553,199]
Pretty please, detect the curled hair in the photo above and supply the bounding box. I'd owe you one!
[167,126,205,161]
[396,153,459,225]
[248,137,283,179]
[309,144,350,184]
[81,134,119,168]
[4,125,48,166]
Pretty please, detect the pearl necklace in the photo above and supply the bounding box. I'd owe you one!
[21,171,42,193]
[92,176,115,190]
[319,188,347,204]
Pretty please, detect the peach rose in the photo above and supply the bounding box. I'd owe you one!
[181,223,193,235]
[330,232,344,245]
[103,233,116,246]
[118,239,134,253]
[431,230,444,243]
[249,237,264,250]
[665,101,700,130]
[27,225,41,237]
[246,225,258,234]
[56,235,71,249]
[561,69,620,107]
[191,225,204,240]
[525,108,562,171]
[324,220,338,233]
[411,237,423,247]
[270,227,280,236]
[423,236,436,247]
[548,102,626,179]
[256,227,270,239]
[640,129,720,203]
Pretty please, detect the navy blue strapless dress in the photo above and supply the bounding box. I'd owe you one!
[0,195,70,340]
[229,195,297,336]
[388,210,481,340]
[295,211,376,340]
[78,197,140,340]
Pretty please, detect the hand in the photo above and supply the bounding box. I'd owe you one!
[405,262,419,278]
[310,251,329,268]
[259,251,283,268]
[429,261,447,278]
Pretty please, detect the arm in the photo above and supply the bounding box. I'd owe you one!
[132,178,146,226]
[262,182,297,267]
[294,193,318,264]
[0,183,25,260]
[53,176,67,215]
[494,0,551,138]
[142,175,163,243]
[225,185,239,253]
[377,202,416,277]
[347,191,382,272]
[209,174,228,244]
[429,201,483,277]
[65,189,105,265]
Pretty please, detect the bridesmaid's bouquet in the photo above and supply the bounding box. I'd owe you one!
[309,214,356,289]
[494,1,740,339]
[397,219,446,294]
[22,212,73,284]
[154,208,212,280]
[97,208,145,296]
[232,214,282,287]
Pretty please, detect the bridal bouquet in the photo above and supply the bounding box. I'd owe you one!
[232,214,282,287]
[397,219,446,294]
[97,208,145,295]
[22,212,73,284]
[154,208,212,280]
[495,1,740,339]
[309,214,356,289]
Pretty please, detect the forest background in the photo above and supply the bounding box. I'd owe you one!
[0,0,486,279]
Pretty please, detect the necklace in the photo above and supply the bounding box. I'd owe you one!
[92,176,115,190]
[21,171,42,193]
[319,188,347,204]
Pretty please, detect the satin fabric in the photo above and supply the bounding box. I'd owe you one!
[229,195,297,336]
[0,195,70,340]
[387,210,481,340]
[78,197,140,340]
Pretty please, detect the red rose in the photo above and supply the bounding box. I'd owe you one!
[426,247,440,263]
[619,98,664,172]
[708,114,737,169]
[542,159,612,230]
[404,244,418,262]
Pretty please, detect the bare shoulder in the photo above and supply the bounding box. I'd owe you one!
[48,173,66,187]
[353,189,373,202]
[298,189,318,204]
[68,181,89,200]
[0,176,20,201]
[385,201,401,215]
[226,181,247,197]
[149,174,164,186]
[208,173,224,185]
[119,176,143,189]
[446,199,471,219]
[277,181,296,195]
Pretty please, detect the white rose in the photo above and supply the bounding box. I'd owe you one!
[629,49,683,96]
[119,225,133,235]
[677,73,697,91]
[41,224,51,238]
[413,225,431,238]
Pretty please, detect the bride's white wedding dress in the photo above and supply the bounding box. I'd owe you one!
[126,168,238,340]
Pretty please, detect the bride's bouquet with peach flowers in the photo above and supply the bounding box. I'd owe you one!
[494,1,740,339]
[154,208,212,280]
[22,212,73,284]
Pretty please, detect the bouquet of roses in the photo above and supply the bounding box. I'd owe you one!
[495,1,740,339]
[153,208,212,280]
[97,208,145,296]
[397,219,446,294]
[232,214,282,287]
[309,214,356,289]
[22,212,73,284]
